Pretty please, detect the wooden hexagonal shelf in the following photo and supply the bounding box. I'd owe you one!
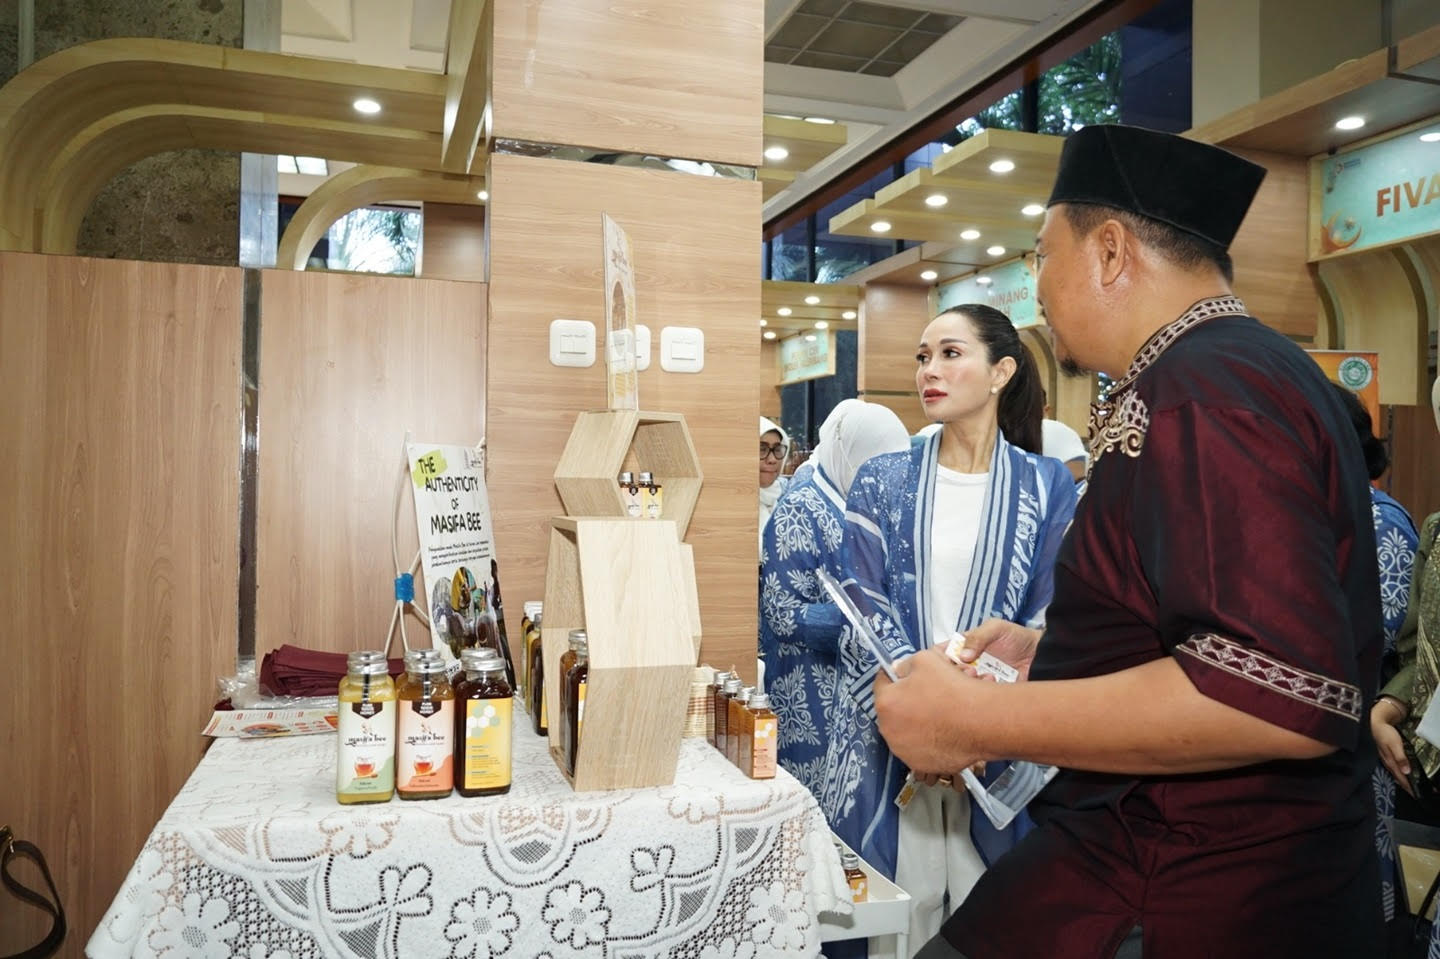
[552,410,703,539]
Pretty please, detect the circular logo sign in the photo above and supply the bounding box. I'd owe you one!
[1338,356,1373,391]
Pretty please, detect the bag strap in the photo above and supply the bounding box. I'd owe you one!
[0,826,66,959]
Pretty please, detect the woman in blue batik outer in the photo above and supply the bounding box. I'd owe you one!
[760,399,911,795]
[1331,385,1419,927]
[819,304,1077,955]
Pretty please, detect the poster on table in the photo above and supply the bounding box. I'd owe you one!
[406,441,505,670]
[1307,350,1380,432]
[603,212,640,410]
[1312,118,1440,258]
[937,257,1038,327]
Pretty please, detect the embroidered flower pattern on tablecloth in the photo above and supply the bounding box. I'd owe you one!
[148,892,240,958]
[542,881,611,949]
[320,809,397,858]
[445,888,519,959]
[698,938,758,959]
[744,882,808,952]
[247,943,294,959]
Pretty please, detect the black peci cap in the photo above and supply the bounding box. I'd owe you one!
[1047,124,1267,250]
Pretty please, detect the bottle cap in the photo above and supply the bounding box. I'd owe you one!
[618,471,635,485]
[736,686,754,704]
[749,692,771,710]
[568,629,588,645]
[841,851,860,870]
[347,650,390,677]
[523,601,543,618]
[638,471,654,484]
[712,670,734,686]
[460,647,506,673]
[403,650,447,675]
[722,678,743,694]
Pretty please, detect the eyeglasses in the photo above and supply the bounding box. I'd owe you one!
[760,443,786,460]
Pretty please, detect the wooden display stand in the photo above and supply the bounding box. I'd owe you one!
[542,409,705,791]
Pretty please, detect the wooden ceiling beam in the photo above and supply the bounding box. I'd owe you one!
[441,0,491,174]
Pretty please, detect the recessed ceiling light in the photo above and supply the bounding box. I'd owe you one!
[1335,116,1365,131]
[477,190,489,201]
[760,319,768,327]
[871,221,892,233]
[777,307,792,316]
[925,194,948,208]
[805,295,821,305]
[960,229,981,241]
[804,116,836,125]
[989,159,1015,174]
[976,276,993,285]
[1021,203,1045,216]
[842,310,857,320]
[764,146,789,161]
[353,98,382,115]
[804,334,817,342]
[987,245,1006,256]
[763,330,777,340]
[815,320,829,329]
[1421,132,1440,143]
[920,269,938,281]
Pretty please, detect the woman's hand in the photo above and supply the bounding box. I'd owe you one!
[1372,697,1414,796]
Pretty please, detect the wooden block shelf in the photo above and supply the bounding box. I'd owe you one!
[541,516,698,791]
[553,410,704,539]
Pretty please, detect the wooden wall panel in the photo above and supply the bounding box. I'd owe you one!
[857,283,931,394]
[421,201,487,282]
[0,253,241,956]
[490,0,762,166]
[1229,148,1317,339]
[255,270,486,659]
[760,337,781,420]
[486,153,760,683]
[1387,403,1440,524]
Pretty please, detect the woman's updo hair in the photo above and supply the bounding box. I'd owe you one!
[936,304,1044,454]
[1331,383,1388,480]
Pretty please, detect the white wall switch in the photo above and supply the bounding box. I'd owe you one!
[635,324,652,372]
[549,319,596,368]
[660,326,704,373]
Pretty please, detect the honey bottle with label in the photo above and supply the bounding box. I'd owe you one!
[638,471,663,519]
[842,851,868,902]
[714,677,742,758]
[707,670,735,747]
[559,629,590,776]
[726,686,754,766]
[746,692,777,780]
[396,650,455,800]
[518,601,542,701]
[454,648,514,797]
[619,470,643,517]
[527,626,548,736]
[337,651,398,804]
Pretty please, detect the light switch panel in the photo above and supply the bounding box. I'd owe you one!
[635,324,652,372]
[660,326,704,374]
[549,318,596,368]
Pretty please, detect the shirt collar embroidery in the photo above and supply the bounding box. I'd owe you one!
[1111,295,1248,395]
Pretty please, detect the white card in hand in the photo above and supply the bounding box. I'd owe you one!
[942,636,1018,683]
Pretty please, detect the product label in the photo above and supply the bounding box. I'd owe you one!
[397,699,454,794]
[463,698,512,790]
[622,485,643,517]
[848,872,869,903]
[577,681,586,736]
[336,699,396,796]
[643,487,663,519]
[752,716,777,779]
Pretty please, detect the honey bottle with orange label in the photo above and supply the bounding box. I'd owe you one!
[842,850,869,902]
[396,650,454,800]
[337,651,397,804]
[745,692,778,780]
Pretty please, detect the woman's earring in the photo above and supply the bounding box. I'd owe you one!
[990,386,999,394]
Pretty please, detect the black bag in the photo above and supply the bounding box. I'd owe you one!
[0,825,65,959]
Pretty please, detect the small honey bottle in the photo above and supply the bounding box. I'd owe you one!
[618,470,643,517]
[559,630,590,777]
[727,686,754,766]
[707,670,735,747]
[715,677,742,758]
[454,648,514,797]
[527,632,547,736]
[638,471,663,519]
[842,850,869,903]
[337,651,397,804]
[518,601,542,702]
[396,650,455,800]
[745,692,777,780]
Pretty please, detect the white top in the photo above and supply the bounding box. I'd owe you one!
[1041,418,1088,465]
[928,466,989,647]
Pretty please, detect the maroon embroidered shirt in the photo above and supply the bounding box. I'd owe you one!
[944,299,1383,958]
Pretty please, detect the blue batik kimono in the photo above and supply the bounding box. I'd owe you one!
[818,429,1077,880]
[760,466,847,794]
[1370,486,1419,924]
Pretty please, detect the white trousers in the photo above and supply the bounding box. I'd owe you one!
[870,783,987,959]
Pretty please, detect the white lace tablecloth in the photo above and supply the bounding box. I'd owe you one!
[88,723,851,959]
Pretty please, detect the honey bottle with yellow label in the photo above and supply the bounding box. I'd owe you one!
[454,648,513,797]
[745,692,777,780]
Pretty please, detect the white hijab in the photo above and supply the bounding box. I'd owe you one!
[811,400,910,498]
[759,417,790,529]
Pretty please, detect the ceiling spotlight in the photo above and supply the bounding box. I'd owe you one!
[764,145,789,161]
[477,190,489,201]
[842,310,857,320]
[925,194,948,208]
[976,276,993,285]
[815,320,829,329]
[1421,132,1440,143]
[804,116,836,125]
[777,307,792,316]
[960,229,981,241]
[988,159,1015,174]
[987,245,1006,256]
[920,269,938,281]
[805,295,821,305]
[1021,203,1045,216]
[871,221,892,233]
[804,334,817,342]
[353,98,382,115]
[763,330,777,340]
[1335,116,1365,131]
[760,319,768,327]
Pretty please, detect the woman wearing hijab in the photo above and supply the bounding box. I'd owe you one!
[760,400,911,794]
[759,416,791,551]
[820,304,1077,955]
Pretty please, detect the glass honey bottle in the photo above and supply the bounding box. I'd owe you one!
[842,850,868,902]
[337,650,397,804]
[396,650,454,800]
[715,677,742,759]
[454,648,513,797]
[619,470,643,517]
[519,600,542,701]
[707,670,735,747]
[638,471,663,518]
[527,625,548,736]
[558,630,589,777]
[745,692,777,780]
[727,686,754,766]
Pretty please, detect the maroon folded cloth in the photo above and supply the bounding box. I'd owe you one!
[260,645,405,698]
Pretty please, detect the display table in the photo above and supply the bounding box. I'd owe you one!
[88,726,852,959]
